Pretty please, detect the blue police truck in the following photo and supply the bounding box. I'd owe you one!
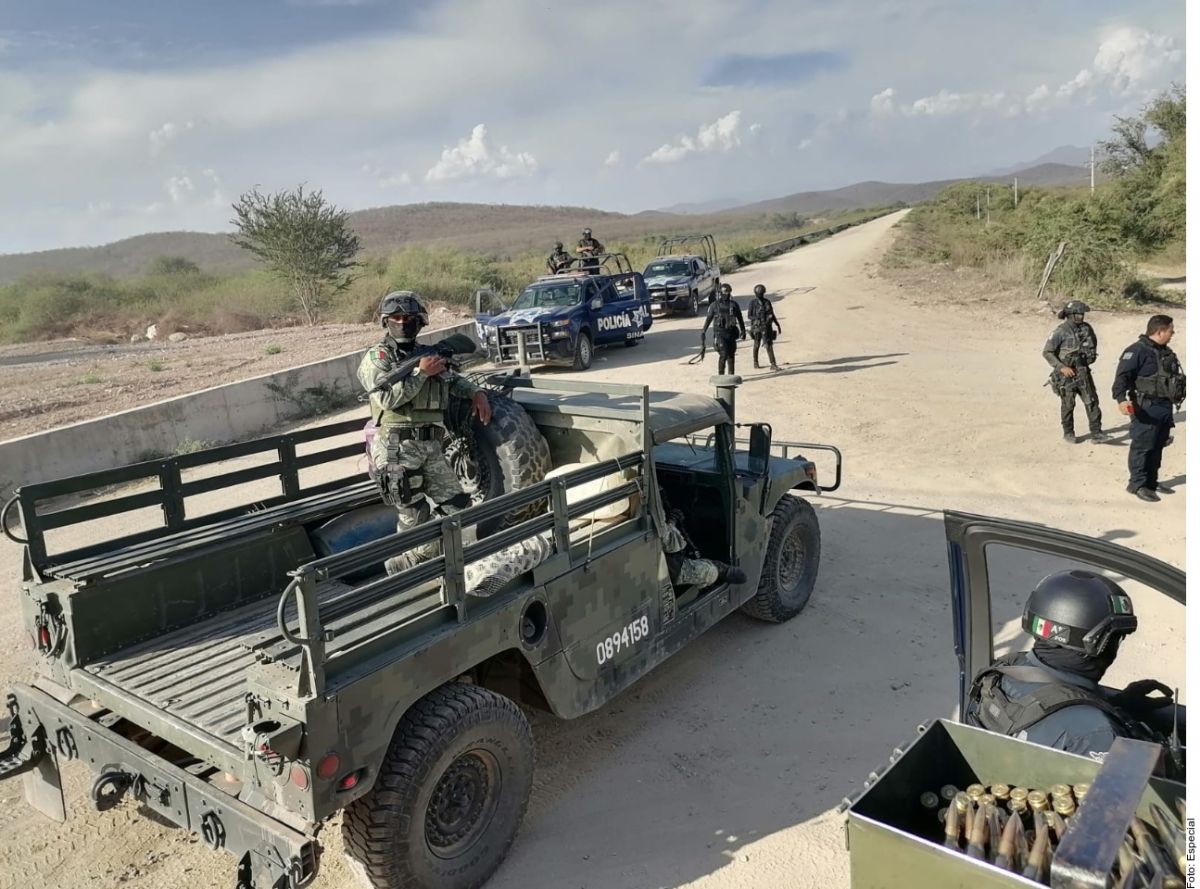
[475,254,652,371]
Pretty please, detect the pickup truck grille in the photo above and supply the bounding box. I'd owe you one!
[494,324,547,363]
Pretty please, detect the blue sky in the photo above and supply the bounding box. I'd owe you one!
[0,0,1185,252]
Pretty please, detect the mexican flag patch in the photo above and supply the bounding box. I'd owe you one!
[369,348,390,370]
[1031,616,1056,638]
[1110,594,1133,615]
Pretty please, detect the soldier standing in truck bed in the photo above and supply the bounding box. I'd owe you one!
[576,228,604,274]
[546,241,572,273]
[1042,300,1107,444]
[701,283,746,375]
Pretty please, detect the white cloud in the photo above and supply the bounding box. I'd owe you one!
[1024,84,1052,113]
[748,122,763,135]
[869,87,896,115]
[424,124,538,183]
[362,162,412,188]
[603,150,620,168]
[148,120,195,156]
[644,110,743,164]
[166,175,195,203]
[1091,26,1182,95]
[797,138,814,151]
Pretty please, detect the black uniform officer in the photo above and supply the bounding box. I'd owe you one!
[701,282,746,375]
[966,570,1182,774]
[1112,314,1185,502]
[1043,300,1106,444]
[747,284,782,371]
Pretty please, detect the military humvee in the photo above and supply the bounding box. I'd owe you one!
[0,374,840,889]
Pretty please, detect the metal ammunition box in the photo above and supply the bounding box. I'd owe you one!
[845,719,1184,888]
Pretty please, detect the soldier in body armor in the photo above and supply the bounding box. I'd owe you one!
[1043,300,1106,444]
[747,284,782,371]
[546,241,572,273]
[701,283,747,375]
[966,570,1181,774]
[357,291,492,574]
[1112,314,1186,502]
[576,228,604,274]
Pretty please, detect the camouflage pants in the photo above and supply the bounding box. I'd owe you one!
[661,520,720,587]
[372,429,469,575]
[464,534,555,598]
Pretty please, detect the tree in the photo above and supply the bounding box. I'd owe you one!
[230,185,361,324]
[147,255,201,276]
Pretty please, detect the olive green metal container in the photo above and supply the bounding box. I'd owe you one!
[844,719,1184,888]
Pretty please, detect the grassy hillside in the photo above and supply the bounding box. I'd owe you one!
[885,88,1184,311]
[0,206,892,344]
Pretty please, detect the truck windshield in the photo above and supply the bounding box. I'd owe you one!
[644,260,690,277]
[511,283,582,310]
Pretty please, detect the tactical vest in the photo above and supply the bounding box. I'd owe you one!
[965,652,1158,744]
[712,300,738,333]
[1055,321,1097,366]
[1134,344,1186,403]
[370,340,453,427]
[748,298,773,334]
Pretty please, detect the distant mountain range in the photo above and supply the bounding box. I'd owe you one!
[988,145,1093,176]
[0,158,1093,284]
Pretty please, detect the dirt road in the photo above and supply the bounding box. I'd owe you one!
[0,210,1185,889]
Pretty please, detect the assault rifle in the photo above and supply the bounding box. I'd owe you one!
[362,332,479,398]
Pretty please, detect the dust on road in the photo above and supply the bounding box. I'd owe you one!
[0,210,1184,889]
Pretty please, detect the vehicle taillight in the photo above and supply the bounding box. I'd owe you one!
[290,765,310,790]
[316,753,341,780]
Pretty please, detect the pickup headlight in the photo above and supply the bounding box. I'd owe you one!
[547,319,572,327]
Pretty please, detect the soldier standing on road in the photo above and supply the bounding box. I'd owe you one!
[701,283,746,375]
[546,241,571,273]
[357,291,492,573]
[1043,300,1107,444]
[1112,314,1186,503]
[747,284,782,371]
[965,570,1181,773]
[576,228,604,274]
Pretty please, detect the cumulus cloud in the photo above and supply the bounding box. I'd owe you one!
[603,150,620,168]
[148,120,195,156]
[424,124,538,182]
[644,110,743,164]
[362,162,412,188]
[869,87,896,115]
[166,175,195,203]
[748,122,763,135]
[1092,27,1182,94]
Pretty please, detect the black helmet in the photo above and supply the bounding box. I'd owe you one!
[379,290,429,332]
[582,228,592,237]
[719,283,732,296]
[1057,300,1090,320]
[555,241,563,250]
[753,284,766,297]
[1021,570,1137,657]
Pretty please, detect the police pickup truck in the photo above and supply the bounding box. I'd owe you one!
[475,254,652,371]
[643,234,721,316]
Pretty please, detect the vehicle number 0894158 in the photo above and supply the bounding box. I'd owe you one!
[596,616,650,665]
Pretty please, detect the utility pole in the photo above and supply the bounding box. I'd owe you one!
[976,193,981,220]
[1013,177,1019,206]
[986,186,991,226]
[1090,145,1095,194]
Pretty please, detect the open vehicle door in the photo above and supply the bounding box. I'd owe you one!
[474,287,507,316]
[942,510,1185,719]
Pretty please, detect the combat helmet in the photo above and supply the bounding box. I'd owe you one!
[1057,300,1091,321]
[1021,570,1137,657]
[753,284,767,297]
[379,290,429,341]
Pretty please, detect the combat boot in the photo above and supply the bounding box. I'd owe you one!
[1126,485,1160,503]
[715,563,747,585]
[1090,429,1110,442]
[1062,432,1077,444]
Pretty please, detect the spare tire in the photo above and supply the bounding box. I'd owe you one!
[444,391,552,537]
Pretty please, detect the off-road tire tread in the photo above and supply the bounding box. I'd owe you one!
[572,331,593,371]
[740,495,820,623]
[342,683,534,889]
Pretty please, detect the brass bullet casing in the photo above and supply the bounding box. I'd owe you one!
[940,784,959,802]
[920,791,940,809]
[1009,787,1028,807]
[989,784,1010,801]
[936,807,948,824]
[1009,798,1028,815]
[980,794,996,809]
[1072,783,1089,802]
[965,783,985,801]
[954,793,971,814]
[1049,783,1073,803]
[1027,790,1049,813]
[1053,797,1076,817]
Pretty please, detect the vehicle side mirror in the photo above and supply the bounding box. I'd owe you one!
[747,423,772,476]
[590,298,603,310]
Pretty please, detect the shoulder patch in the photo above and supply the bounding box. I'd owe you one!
[369,347,390,370]
[1121,351,1134,360]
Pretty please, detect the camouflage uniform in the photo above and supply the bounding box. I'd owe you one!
[464,534,555,598]
[357,336,480,574]
[661,517,720,587]
[546,247,572,273]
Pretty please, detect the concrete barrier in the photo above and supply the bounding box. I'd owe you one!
[0,320,477,498]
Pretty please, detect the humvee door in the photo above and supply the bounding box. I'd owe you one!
[942,510,1185,719]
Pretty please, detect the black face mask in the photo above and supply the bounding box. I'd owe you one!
[1033,636,1122,683]
[387,318,421,342]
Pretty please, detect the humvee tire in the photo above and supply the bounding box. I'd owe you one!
[342,683,535,889]
[740,495,820,622]
[445,392,552,536]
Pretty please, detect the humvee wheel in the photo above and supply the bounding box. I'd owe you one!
[740,495,820,622]
[342,684,534,889]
